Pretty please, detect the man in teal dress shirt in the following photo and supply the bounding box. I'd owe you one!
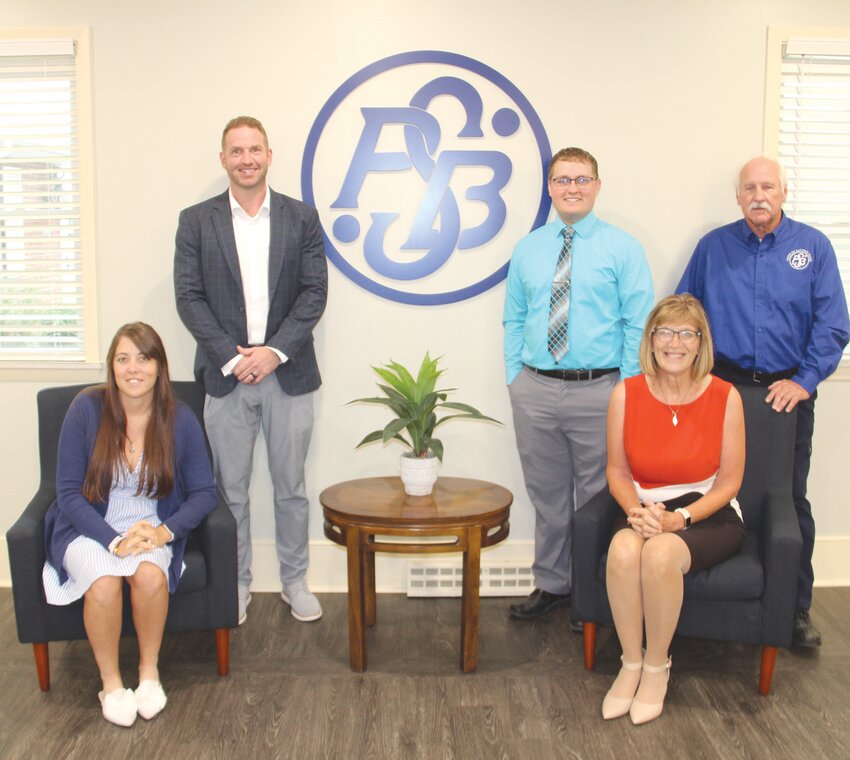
[504,147,653,619]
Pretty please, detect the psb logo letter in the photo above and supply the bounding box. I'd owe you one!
[302,51,551,305]
[787,249,812,271]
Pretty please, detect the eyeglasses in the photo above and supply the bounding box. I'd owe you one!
[550,176,596,187]
[651,327,702,344]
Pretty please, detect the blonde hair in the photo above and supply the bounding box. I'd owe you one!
[548,147,599,179]
[639,294,714,380]
[221,116,268,150]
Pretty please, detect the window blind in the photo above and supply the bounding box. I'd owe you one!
[779,38,850,358]
[0,39,85,359]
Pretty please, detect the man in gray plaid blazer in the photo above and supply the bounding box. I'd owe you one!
[174,116,328,625]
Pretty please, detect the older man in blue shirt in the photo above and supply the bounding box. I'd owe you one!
[504,147,654,620]
[677,156,849,647]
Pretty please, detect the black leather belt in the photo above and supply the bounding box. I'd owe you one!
[713,359,797,387]
[526,366,618,381]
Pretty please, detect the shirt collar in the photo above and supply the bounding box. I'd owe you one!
[556,210,597,239]
[228,186,271,219]
[737,211,787,246]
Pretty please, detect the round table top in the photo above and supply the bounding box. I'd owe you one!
[320,476,513,527]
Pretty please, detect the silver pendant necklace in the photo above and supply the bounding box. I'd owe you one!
[125,410,150,455]
[658,377,695,427]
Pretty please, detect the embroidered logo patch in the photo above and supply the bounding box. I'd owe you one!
[787,249,812,270]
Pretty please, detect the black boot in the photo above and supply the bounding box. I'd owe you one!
[791,607,822,648]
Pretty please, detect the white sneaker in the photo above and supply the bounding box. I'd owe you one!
[238,585,252,625]
[281,578,322,622]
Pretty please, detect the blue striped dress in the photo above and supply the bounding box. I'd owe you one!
[43,455,175,605]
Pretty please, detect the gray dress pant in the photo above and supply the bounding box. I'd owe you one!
[204,375,314,589]
[508,367,616,594]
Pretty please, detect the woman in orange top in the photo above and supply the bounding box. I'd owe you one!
[602,294,745,725]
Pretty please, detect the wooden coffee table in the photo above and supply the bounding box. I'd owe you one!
[320,476,512,672]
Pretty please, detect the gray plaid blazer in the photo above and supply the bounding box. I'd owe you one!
[174,188,328,398]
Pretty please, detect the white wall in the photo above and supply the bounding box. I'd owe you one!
[2,0,849,588]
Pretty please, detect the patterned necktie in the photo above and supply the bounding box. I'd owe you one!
[547,225,575,361]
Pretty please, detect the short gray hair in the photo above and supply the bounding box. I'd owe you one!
[735,156,787,192]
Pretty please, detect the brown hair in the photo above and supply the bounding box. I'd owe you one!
[83,322,175,503]
[548,147,599,179]
[639,294,715,380]
[221,116,269,150]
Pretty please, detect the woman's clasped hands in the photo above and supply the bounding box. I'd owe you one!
[114,521,168,557]
[627,502,681,538]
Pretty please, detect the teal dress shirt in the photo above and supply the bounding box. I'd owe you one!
[503,212,654,384]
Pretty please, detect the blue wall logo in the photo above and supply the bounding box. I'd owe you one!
[301,51,551,305]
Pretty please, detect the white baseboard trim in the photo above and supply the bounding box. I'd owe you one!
[2,536,848,590]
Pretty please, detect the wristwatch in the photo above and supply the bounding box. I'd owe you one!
[675,507,692,529]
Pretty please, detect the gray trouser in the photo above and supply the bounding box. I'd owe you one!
[508,367,615,594]
[204,376,314,588]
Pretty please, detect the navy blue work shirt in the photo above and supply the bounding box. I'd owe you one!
[676,214,849,394]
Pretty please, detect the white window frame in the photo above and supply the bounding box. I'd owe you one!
[0,27,100,380]
[765,26,850,372]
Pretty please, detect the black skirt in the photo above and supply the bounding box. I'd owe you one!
[610,491,745,575]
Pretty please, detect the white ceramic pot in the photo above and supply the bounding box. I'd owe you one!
[399,452,440,495]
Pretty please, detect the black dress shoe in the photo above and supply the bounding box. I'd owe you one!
[792,608,822,648]
[509,589,570,619]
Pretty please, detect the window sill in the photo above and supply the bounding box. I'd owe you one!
[0,362,104,383]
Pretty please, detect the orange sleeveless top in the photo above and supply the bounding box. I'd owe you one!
[623,374,732,490]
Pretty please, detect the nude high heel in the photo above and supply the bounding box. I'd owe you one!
[629,656,672,725]
[601,656,643,720]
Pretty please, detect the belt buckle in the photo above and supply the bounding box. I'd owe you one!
[752,370,765,385]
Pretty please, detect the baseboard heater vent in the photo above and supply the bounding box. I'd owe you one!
[407,560,533,597]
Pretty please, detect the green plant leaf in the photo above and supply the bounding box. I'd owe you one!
[354,430,386,447]
[377,384,407,402]
[434,412,499,429]
[355,429,412,450]
[414,352,443,401]
[383,417,414,444]
[385,360,418,398]
[438,401,491,416]
[429,438,444,462]
[347,395,397,406]
[372,365,408,397]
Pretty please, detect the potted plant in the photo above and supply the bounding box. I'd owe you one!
[349,352,500,495]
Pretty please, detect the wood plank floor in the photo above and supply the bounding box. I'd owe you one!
[0,587,847,760]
